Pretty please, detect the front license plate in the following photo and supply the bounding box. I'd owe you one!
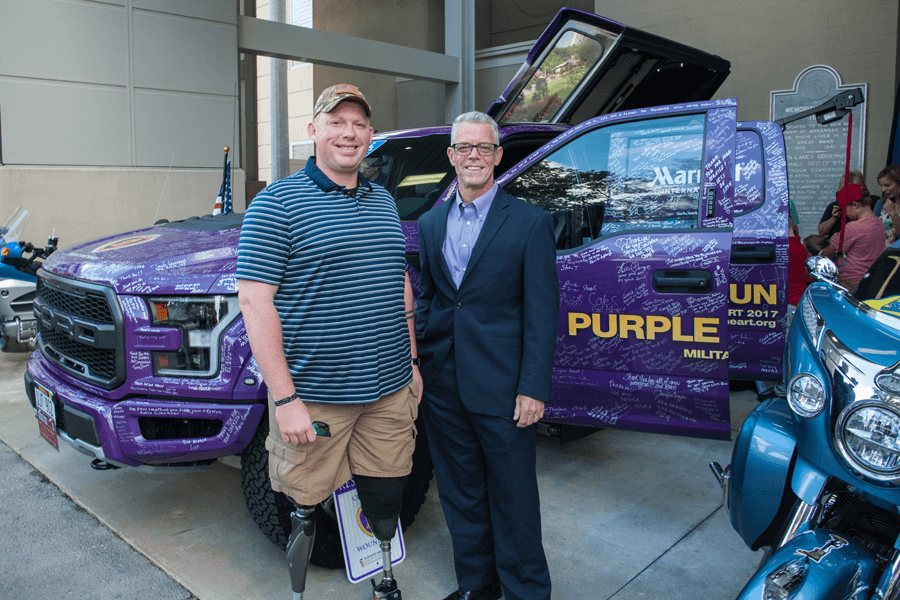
[34,382,59,451]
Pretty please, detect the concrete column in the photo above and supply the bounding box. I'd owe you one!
[240,0,259,206]
[269,0,290,183]
[445,0,475,123]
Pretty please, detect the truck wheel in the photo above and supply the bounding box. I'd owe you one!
[239,413,433,569]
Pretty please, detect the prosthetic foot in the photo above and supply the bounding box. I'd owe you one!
[370,537,401,600]
[354,475,407,600]
[286,504,316,600]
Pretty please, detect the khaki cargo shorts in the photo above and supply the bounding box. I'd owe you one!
[265,380,419,506]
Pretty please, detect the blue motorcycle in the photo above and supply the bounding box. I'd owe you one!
[0,207,57,352]
[712,251,900,599]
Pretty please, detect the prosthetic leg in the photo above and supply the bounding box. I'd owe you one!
[354,474,407,600]
[286,504,316,600]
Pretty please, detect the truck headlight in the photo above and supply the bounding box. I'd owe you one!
[835,401,900,481]
[146,295,240,376]
[787,374,826,417]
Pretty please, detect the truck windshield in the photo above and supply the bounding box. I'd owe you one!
[363,135,456,222]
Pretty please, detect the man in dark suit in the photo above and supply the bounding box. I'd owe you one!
[415,111,559,600]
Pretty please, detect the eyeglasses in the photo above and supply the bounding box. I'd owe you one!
[451,143,499,156]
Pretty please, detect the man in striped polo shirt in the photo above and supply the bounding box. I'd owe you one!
[237,84,422,599]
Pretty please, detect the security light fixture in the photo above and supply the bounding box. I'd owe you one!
[775,88,865,130]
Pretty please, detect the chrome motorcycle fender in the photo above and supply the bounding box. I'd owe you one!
[736,529,879,600]
[729,398,798,549]
[0,277,38,352]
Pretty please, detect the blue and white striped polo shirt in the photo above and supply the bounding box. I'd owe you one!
[236,158,412,404]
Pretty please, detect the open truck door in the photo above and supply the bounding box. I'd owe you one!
[487,8,730,127]
[500,99,738,440]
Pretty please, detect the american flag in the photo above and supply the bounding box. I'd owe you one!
[213,147,232,215]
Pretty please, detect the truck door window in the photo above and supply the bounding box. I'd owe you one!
[504,114,706,250]
[734,129,765,215]
[501,28,609,124]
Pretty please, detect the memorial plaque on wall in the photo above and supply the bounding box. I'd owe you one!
[770,66,867,238]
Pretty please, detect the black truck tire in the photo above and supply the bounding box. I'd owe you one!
[240,412,433,569]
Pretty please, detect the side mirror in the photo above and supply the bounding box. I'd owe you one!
[806,255,839,283]
[1,242,22,265]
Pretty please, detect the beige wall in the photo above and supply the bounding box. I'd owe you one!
[0,0,239,169]
[486,0,595,47]
[0,0,243,249]
[593,0,900,181]
[312,0,445,134]
[254,0,445,181]
[0,167,246,250]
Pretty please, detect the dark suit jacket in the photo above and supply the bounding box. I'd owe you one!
[415,188,560,416]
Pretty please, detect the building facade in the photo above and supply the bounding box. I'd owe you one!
[1,0,897,247]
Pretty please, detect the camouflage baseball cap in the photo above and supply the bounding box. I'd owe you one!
[313,83,371,118]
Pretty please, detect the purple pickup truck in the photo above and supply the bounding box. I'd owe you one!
[24,8,788,564]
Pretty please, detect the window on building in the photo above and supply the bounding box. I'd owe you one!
[290,0,313,68]
[290,140,315,162]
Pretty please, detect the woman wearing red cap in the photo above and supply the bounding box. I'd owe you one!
[822,183,884,291]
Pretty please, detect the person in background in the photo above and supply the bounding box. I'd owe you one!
[823,184,884,291]
[803,234,828,257]
[879,165,900,247]
[786,211,813,320]
[757,204,811,400]
[818,171,878,240]
[360,155,388,186]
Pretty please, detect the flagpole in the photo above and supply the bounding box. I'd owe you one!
[213,146,230,215]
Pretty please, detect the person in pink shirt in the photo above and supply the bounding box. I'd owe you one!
[823,186,884,291]
[879,165,900,246]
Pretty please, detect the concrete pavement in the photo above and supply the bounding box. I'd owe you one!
[1,350,760,599]
[0,435,198,600]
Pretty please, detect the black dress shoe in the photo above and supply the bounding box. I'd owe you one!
[441,582,502,600]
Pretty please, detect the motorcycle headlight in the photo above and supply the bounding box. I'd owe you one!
[145,295,240,377]
[787,374,826,418]
[835,401,900,481]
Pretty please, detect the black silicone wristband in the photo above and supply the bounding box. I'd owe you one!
[274,392,299,407]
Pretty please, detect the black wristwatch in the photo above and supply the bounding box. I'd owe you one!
[411,358,421,367]
[274,392,300,407]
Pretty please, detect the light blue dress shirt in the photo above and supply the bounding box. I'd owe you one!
[442,184,498,287]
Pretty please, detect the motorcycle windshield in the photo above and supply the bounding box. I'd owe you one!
[0,206,30,246]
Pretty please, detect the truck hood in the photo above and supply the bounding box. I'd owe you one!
[42,213,242,295]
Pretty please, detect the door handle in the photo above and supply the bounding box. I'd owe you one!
[652,270,712,293]
[731,244,776,264]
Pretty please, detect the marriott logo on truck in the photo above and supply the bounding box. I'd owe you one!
[650,167,702,187]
